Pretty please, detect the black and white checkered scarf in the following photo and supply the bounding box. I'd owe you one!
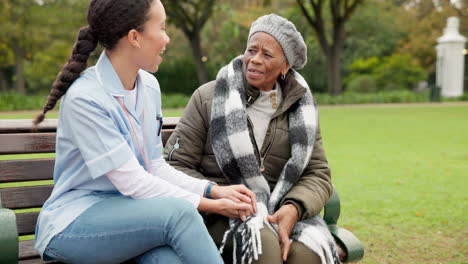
[210,56,339,264]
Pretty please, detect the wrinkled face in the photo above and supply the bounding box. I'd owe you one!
[136,0,170,73]
[243,32,289,91]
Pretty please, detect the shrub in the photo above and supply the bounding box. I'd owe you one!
[161,93,191,109]
[346,75,378,93]
[154,58,200,95]
[373,54,427,91]
[0,92,49,111]
[346,54,428,92]
[314,90,431,105]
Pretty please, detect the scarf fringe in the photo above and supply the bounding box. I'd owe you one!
[219,216,264,264]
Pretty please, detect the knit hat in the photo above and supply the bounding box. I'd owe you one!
[248,14,307,70]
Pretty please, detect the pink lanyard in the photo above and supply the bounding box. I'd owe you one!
[116,97,151,173]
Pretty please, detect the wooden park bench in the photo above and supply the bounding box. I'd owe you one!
[0,118,364,263]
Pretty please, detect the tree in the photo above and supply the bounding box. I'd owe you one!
[162,0,216,85]
[0,0,35,93]
[395,0,467,72]
[296,0,364,94]
[0,0,88,94]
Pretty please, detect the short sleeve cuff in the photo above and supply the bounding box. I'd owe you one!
[85,141,134,179]
[194,179,210,197]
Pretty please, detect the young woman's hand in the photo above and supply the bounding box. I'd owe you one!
[198,198,254,220]
[210,184,257,214]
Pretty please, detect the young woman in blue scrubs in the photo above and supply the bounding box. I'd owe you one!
[32,0,256,263]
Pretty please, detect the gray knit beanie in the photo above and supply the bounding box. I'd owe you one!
[248,14,307,70]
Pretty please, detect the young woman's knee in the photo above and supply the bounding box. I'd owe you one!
[166,198,203,222]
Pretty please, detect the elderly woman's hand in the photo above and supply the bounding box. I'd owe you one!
[210,185,257,215]
[267,204,299,261]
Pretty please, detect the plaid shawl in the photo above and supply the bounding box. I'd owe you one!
[210,56,339,264]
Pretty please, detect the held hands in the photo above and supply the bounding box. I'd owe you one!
[209,184,257,221]
[267,204,299,261]
[213,198,254,219]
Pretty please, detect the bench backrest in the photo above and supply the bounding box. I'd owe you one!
[0,118,179,237]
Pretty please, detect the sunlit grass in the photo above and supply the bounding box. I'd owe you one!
[319,104,468,264]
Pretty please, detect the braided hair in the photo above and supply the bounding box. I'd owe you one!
[33,0,154,127]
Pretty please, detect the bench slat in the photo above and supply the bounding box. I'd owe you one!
[0,185,53,209]
[17,212,40,236]
[0,118,180,133]
[0,119,58,134]
[161,129,175,147]
[0,159,55,183]
[0,133,56,154]
[19,240,40,261]
[0,130,174,155]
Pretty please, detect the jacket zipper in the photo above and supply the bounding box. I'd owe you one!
[247,116,264,171]
[261,119,276,170]
[168,136,180,161]
[247,116,276,172]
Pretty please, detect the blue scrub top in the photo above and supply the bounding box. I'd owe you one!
[35,52,164,256]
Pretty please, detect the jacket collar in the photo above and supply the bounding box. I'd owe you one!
[95,51,146,124]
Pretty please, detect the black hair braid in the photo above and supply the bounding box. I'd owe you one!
[33,27,97,127]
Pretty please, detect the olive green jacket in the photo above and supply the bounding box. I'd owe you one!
[163,76,333,220]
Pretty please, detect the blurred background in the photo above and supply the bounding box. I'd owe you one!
[1,0,468,109]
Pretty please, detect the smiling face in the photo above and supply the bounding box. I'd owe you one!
[243,32,289,91]
[135,0,170,73]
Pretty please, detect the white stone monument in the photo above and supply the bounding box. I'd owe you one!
[436,17,466,97]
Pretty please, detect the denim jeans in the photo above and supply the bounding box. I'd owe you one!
[43,196,223,264]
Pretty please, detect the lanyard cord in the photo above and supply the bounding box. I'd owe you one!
[116,97,151,173]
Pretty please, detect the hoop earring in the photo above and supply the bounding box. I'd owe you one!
[281,73,286,80]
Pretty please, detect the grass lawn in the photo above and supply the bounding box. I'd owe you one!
[1,103,467,263]
[319,104,468,264]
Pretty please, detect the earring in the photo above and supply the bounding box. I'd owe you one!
[281,73,286,80]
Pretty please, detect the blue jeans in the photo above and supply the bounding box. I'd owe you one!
[43,196,223,264]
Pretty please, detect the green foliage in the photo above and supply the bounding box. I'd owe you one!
[202,3,250,79]
[5,90,468,111]
[0,92,48,111]
[161,93,191,109]
[0,0,88,93]
[344,57,380,85]
[0,92,191,111]
[346,54,427,91]
[344,0,407,66]
[315,90,432,104]
[346,75,377,93]
[373,54,427,91]
[155,57,200,95]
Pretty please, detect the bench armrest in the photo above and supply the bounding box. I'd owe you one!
[323,187,340,225]
[328,225,364,263]
[0,207,19,263]
[323,188,364,262]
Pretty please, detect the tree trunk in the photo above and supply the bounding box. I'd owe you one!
[326,23,346,95]
[326,48,342,95]
[13,45,26,94]
[0,70,8,92]
[188,32,210,85]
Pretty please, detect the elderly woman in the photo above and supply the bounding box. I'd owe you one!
[164,14,340,264]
